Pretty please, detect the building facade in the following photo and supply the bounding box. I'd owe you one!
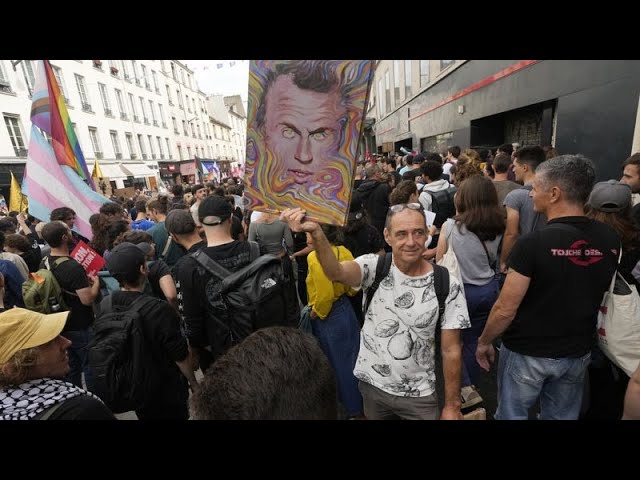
[0,59,247,202]
[368,60,640,180]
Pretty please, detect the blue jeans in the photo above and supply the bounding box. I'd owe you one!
[462,277,499,387]
[64,328,93,389]
[311,295,363,417]
[495,344,591,420]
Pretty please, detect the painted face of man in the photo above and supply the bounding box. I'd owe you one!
[263,75,347,186]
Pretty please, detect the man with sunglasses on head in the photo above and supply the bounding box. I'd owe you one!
[282,204,470,420]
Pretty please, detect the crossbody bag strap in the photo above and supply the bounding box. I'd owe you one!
[363,252,392,316]
[160,236,172,260]
[191,250,232,280]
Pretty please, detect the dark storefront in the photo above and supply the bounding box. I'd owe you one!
[0,164,25,208]
[376,60,640,180]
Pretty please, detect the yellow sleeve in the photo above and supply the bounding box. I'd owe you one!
[307,251,337,320]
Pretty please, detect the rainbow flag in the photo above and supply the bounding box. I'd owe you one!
[23,61,110,239]
[30,60,95,190]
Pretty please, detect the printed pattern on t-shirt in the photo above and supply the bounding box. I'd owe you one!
[353,254,470,397]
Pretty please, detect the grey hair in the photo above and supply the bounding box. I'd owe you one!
[535,154,596,206]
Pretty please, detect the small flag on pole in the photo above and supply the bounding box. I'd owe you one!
[9,171,28,213]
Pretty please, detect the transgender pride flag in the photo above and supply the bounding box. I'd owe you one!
[23,61,110,240]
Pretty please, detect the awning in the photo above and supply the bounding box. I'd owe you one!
[91,163,128,179]
[121,163,156,178]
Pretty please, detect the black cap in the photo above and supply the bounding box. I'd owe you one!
[198,195,232,226]
[106,242,146,277]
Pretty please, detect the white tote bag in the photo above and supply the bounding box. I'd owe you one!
[437,225,466,297]
[597,250,640,377]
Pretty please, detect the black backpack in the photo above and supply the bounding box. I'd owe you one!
[430,186,457,228]
[88,295,159,414]
[191,245,299,358]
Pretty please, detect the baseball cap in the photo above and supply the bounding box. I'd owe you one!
[165,209,196,235]
[106,242,147,277]
[0,308,69,364]
[588,180,632,213]
[198,195,232,226]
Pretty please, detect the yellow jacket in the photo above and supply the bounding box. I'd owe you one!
[306,245,356,320]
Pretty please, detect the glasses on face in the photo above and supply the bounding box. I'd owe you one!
[388,203,423,214]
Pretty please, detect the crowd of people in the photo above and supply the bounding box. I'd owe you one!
[1,147,640,420]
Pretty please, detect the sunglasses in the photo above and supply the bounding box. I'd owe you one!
[388,203,423,214]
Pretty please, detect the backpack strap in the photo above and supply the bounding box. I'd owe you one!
[159,236,172,260]
[38,400,65,420]
[432,264,450,323]
[191,249,232,280]
[363,252,392,316]
[249,241,260,262]
[45,256,78,298]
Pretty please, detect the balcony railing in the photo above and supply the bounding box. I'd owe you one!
[104,108,113,117]
[120,112,128,121]
[142,153,148,160]
[133,115,140,123]
[162,122,167,129]
[131,153,138,159]
[153,120,159,127]
[144,118,150,125]
[81,102,93,113]
[115,153,123,160]
[95,151,103,159]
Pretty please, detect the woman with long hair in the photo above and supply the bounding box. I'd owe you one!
[583,180,640,419]
[436,175,505,410]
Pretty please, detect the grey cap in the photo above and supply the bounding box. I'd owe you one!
[588,180,632,213]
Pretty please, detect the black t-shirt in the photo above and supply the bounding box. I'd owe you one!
[146,259,171,300]
[503,216,619,358]
[231,215,244,240]
[173,240,207,334]
[620,239,640,289]
[632,204,640,229]
[45,256,94,332]
[33,395,116,420]
[177,241,252,347]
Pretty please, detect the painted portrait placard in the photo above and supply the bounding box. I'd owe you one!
[244,60,375,226]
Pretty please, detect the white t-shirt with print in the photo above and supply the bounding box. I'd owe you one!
[353,254,470,398]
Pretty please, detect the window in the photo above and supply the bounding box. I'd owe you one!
[393,60,400,104]
[137,134,146,159]
[384,70,391,115]
[131,61,140,85]
[197,124,202,139]
[187,145,192,159]
[181,70,185,85]
[158,104,166,127]
[440,60,454,70]
[165,138,172,159]
[128,93,138,121]
[177,145,183,161]
[182,120,188,136]
[157,136,164,159]
[192,98,196,113]
[4,115,26,156]
[151,70,159,93]
[88,127,102,158]
[191,122,196,138]
[75,74,91,112]
[186,94,191,113]
[125,132,136,158]
[177,90,183,109]
[148,135,155,158]
[139,96,148,124]
[51,65,69,104]
[172,116,178,133]
[377,78,384,117]
[188,74,192,90]
[121,60,130,81]
[419,60,429,88]
[0,61,11,93]
[166,85,173,105]
[171,63,177,82]
[115,89,127,120]
[20,60,36,95]
[110,130,122,159]
[98,83,112,116]
[405,60,413,98]
[149,100,157,125]
[141,64,150,89]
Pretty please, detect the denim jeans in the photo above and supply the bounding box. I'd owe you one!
[311,295,363,417]
[64,328,94,389]
[495,344,591,420]
[461,277,499,387]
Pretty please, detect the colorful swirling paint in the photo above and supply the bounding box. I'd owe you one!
[244,60,374,226]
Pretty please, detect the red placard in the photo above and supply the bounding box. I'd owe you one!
[70,240,106,278]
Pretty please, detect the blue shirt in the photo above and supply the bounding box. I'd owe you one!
[131,219,155,232]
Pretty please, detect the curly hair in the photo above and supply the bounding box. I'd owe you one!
[389,180,418,206]
[0,346,39,388]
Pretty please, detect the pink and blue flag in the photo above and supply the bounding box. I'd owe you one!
[24,61,110,239]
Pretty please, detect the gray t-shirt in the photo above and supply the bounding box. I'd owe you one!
[444,218,501,286]
[503,185,547,235]
[493,180,521,213]
[248,220,293,255]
